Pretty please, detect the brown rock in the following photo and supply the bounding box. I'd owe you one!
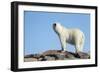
[42,50,61,56]
[76,52,90,59]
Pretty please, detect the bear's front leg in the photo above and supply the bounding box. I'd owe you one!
[60,37,67,52]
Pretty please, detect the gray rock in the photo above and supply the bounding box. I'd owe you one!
[55,54,65,60]
[76,52,90,59]
[44,56,55,61]
[24,54,34,58]
[38,57,43,61]
[24,58,38,62]
[33,54,41,58]
[65,53,76,59]
[59,51,76,59]
[38,55,55,61]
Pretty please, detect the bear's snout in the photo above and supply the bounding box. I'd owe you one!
[53,23,56,26]
[53,23,57,30]
[53,23,56,29]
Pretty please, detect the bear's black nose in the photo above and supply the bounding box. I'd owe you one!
[53,23,56,28]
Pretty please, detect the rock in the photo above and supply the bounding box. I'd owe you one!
[42,50,61,56]
[33,54,41,58]
[55,54,65,60]
[76,52,90,59]
[24,54,34,58]
[44,56,55,61]
[38,57,43,61]
[62,51,76,59]
[24,58,38,62]
[25,54,41,58]
[24,50,90,62]
[38,56,55,61]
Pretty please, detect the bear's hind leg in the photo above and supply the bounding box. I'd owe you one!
[75,41,84,53]
[75,41,82,53]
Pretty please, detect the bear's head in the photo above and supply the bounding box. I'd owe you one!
[53,22,62,35]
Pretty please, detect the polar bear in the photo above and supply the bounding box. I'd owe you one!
[53,22,85,53]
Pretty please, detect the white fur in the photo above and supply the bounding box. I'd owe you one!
[53,22,85,53]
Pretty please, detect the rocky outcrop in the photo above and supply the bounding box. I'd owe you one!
[24,50,90,62]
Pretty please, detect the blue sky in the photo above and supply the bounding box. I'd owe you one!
[24,11,90,55]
